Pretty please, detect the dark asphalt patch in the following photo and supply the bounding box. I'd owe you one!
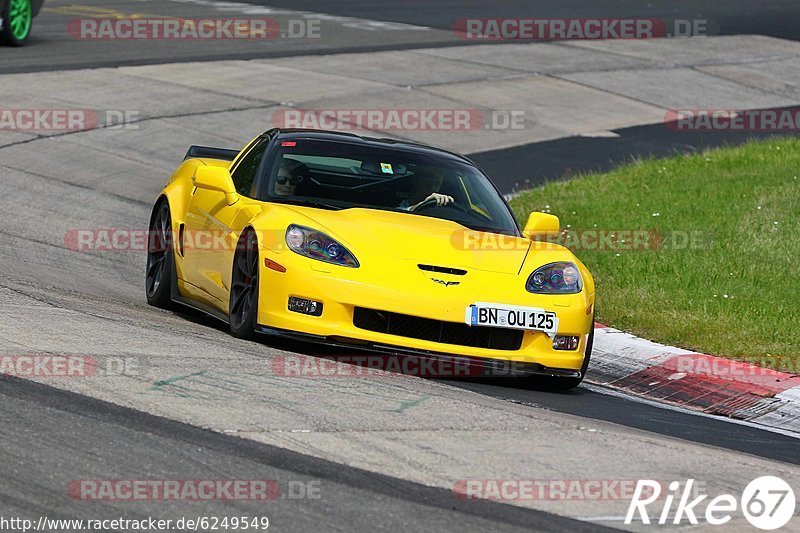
[234,0,800,41]
[443,377,800,466]
[469,117,800,194]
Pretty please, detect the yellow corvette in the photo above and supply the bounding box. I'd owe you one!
[146,129,595,388]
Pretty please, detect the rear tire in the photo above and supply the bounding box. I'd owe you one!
[229,229,260,339]
[1,0,33,46]
[145,201,176,309]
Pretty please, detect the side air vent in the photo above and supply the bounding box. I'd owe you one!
[178,224,185,257]
[418,264,467,276]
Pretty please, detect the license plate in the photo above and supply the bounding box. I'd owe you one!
[465,302,559,338]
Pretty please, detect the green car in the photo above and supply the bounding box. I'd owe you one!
[1,0,44,46]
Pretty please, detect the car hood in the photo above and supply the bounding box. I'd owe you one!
[279,206,530,275]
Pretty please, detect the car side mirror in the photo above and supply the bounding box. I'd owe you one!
[192,165,239,205]
[522,212,560,240]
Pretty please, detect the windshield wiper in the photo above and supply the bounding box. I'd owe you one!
[272,199,344,211]
[460,223,518,236]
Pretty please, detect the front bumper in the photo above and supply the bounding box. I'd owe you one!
[256,324,582,378]
[257,251,594,372]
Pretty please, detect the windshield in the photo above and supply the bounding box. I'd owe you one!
[263,139,519,235]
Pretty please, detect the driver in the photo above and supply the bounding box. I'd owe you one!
[400,165,454,211]
[273,158,307,197]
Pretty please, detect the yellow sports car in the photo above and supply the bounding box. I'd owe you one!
[146,129,595,388]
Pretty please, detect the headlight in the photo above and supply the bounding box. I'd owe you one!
[526,262,582,294]
[285,225,359,268]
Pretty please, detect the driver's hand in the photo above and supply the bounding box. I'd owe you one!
[426,192,454,206]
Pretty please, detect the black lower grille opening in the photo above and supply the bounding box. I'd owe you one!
[353,307,523,350]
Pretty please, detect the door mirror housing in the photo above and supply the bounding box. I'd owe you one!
[522,212,560,240]
[192,165,239,205]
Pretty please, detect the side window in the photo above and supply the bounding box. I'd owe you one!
[231,138,269,197]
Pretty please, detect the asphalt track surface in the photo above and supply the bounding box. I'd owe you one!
[0,377,605,532]
[1,141,798,529]
[239,0,800,41]
[3,1,800,531]
[6,0,800,73]
[5,0,800,196]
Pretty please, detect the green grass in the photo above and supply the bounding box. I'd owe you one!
[509,138,800,371]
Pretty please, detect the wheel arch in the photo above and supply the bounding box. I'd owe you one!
[234,225,260,256]
[231,225,261,294]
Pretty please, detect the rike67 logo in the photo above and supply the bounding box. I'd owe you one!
[626,477,796,530]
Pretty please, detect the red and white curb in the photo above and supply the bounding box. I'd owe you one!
[588,324,800,434]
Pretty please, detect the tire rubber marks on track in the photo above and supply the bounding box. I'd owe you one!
[144,369,431,413]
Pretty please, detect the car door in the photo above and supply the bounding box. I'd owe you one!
[183,137,270,308]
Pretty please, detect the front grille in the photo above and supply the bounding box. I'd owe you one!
[353,307,523,351]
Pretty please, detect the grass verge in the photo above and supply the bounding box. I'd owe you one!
[509,137,800,371]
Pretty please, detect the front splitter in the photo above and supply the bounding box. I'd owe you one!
[256,325,582,379]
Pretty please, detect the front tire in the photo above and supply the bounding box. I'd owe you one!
[229,229,260,339]
[145,201,176,309]
[1,0,33,46]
